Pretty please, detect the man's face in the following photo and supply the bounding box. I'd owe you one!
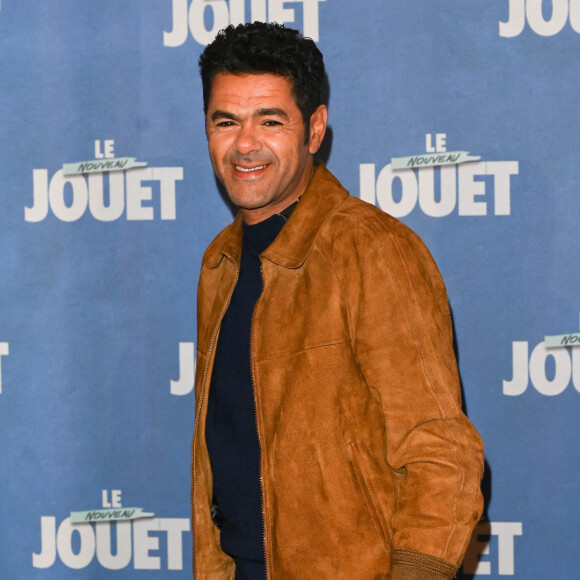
[205,72,326,224]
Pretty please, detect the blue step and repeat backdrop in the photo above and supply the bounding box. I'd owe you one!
[1,1,578,578]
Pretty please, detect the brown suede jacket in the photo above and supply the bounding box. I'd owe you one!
[192,163,484,579]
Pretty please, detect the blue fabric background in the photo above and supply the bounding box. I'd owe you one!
[1,1,578,577]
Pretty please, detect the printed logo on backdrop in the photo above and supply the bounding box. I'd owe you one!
[26,140,184,222]
[463,521,523,576]
[164,0,326,46]
[500,0,580,37]
[360,134,519,218]
[33,489,190,571]
[503,314,580,396]
[0,342,8,394]
[170,342,195,396]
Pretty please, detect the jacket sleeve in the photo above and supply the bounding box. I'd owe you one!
[343,211,484,579]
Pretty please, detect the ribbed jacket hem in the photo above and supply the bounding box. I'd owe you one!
[391,549,457,580]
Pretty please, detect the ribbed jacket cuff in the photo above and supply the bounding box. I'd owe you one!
[391,550,457,580]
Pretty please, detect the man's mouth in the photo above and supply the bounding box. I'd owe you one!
[234,164,267,173]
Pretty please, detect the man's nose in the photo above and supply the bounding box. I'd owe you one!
[234,123,261,155]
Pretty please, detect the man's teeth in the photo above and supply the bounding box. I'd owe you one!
[235,165,266,172]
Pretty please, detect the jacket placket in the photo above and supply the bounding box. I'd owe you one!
[250,258,271,579]
[191,257,239,580]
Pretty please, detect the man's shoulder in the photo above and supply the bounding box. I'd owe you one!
[323,193,423,248]
[315,186,439,280]
[308,163,415,239]
[201,215,243,268]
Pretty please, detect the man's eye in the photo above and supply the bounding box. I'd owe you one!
[216,121,235,127]
[264,120,282,127]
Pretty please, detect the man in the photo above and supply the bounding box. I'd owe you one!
[192,22,484,580]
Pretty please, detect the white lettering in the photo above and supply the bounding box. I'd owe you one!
[102,489,122,508]
[504,327,580,396]
[32,517,57,568]
[464,521,523,575]
[500,0,527,37]
[229,0,245,26]
[495,522,523,574]
[458,162,487,216]
[500,0,580,37]
[57,518,95,569]
[189,0,229,46]
[573,345,580,392]
[165,0,325,46]
[95,522,132,570]
[26,170,50,222]
[252,0,267,21]
[95,140,115,159]
[133,518,161,570]
[49,170,88,222]
[301,0,324,40]
[269,0,294,25]
[26,168,183,222]
[126,168,154,220]
[112,490,122,507]
[164,0,189,47]
[503,341,529,396]
[487,161,518,215]
[527,0,568,36]
[0,342,8,394]
[33,516,190,570]
[571,0,580,31]
[88,172,125,221]
[159,518,189,570]
[418,166,456,217]
[171,342,196,396]
[375,164,418,218]
[155,167,183,220]
[359,163,377,205]
[160,518,190,570]
[529,341,571,396]
[425,133,447,153]
[359,161,518,217]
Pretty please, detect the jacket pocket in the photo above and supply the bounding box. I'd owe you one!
[347,440,392,555]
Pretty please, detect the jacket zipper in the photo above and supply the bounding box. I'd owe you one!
[250,262,270,579]
[191,264,239,579]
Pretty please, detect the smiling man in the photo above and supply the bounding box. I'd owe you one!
[192,22,484,580]
[205,72,326,224]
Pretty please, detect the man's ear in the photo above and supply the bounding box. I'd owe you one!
[308,105,328,155]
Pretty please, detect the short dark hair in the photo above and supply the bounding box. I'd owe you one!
[199,22,325,133]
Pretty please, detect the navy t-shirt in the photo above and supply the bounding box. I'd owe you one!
[205,210,291,579]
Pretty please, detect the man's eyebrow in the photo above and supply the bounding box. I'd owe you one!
[210,110,241,122]
[255,107,289,120]
[210,108,290,122]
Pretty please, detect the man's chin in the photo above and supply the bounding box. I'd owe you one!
[225,189,271,211]
[232,201,269,213]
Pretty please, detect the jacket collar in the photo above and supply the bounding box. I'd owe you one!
[203,162,349,269]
